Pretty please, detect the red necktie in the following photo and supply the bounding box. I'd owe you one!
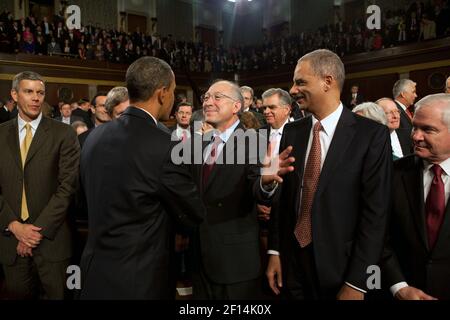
[294,121,322,247]
[425,164,446,250]
[181,130,188,142]
[202,136,222,187]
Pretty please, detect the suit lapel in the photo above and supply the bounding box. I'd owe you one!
[401,157,428,250]
[291,118,311,183]
[433,201,450,254]
[25,117,50,167]
[315,108,356,198]
[6,120,22,169]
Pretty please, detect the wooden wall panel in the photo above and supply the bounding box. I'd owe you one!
[410,66,450,97]
[343,74,399,103]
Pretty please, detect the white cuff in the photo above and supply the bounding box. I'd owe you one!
[345,282,367,294]
[260,178,278,197]
[267,250,280,256]
[390,282,408,297]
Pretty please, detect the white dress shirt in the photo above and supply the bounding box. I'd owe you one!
[62,116,71,125]
[18,113,42,145]
[268,119,289,158]
[175,124,191,141]
[267,103,343,254]
[390,157,450,296]
[390,130,404,159]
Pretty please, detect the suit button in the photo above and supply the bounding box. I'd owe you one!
[217,203,222,207]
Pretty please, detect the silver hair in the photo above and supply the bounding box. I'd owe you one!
[239,86,254,98]
[298,49,345,92]
[392,79,416,99]
[213,80,244,114]
[105,86,129,116]
[262,88,292,107]
[352,102,388,126]
[12,71,45,92]
[415,93,450,131]
[375,97,395,104]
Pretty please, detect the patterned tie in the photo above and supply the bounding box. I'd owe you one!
[294,121,322,247]
[268,130,278,157]
[20,123,33,221]
[425,164,445,250]
[202,135,222,187]
[181,130,188,142]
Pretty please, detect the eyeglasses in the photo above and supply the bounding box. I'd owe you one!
[262,105,289,111]
[201,92,237,104]
[177,111,192,116]
[385,110,400,116]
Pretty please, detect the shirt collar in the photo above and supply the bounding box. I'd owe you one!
[18,112,42,132]
[395,100,407,111]
[423,158,450,176]
[176,124,190,131]
[215,119,240,144]
[311,102,343,137]
[270,118,289,136]
[137,107,157,125]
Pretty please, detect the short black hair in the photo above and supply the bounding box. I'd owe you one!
[126,57,173,103]
[91,92,108,107]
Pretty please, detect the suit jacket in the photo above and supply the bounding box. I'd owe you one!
[0,107,10,124]
[79,107,205,299]
[345,93,365,110]
[0,117,80,265]
[381,155,450,299]
[188,123,269,284]
[394,101,413,132]
[268,107,392,294]
[396,128,413,156]
[72,108,94,129]
[55,115,83,125]
[78,127,93,148]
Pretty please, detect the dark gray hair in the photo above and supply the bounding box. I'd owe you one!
[415,93,450,131]
[105,87,129,116]
[12,71,45,92]
[126,56,173,103]
[298,49,345,92]
[392,79,416,99]
[262,88,292,107]
[353,102,388,125]
[239,86,254,98]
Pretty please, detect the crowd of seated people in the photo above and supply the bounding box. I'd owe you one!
[0,1,449,73]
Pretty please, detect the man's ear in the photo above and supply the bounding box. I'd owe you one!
[233,101,242,115]
[156,87,165,105]
[323,75,333,91]
[10,89,18,103]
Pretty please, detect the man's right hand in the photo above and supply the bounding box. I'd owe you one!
[8,221,43,248]
[395,286,437,300]
[266,254,282,295]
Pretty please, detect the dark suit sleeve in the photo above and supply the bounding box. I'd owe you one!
[0,192,17,231]
[380,238,406,288]
[34,127,80,240]
[345,126,392,290]
[159,142,205,228]
[267,129,288,252]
